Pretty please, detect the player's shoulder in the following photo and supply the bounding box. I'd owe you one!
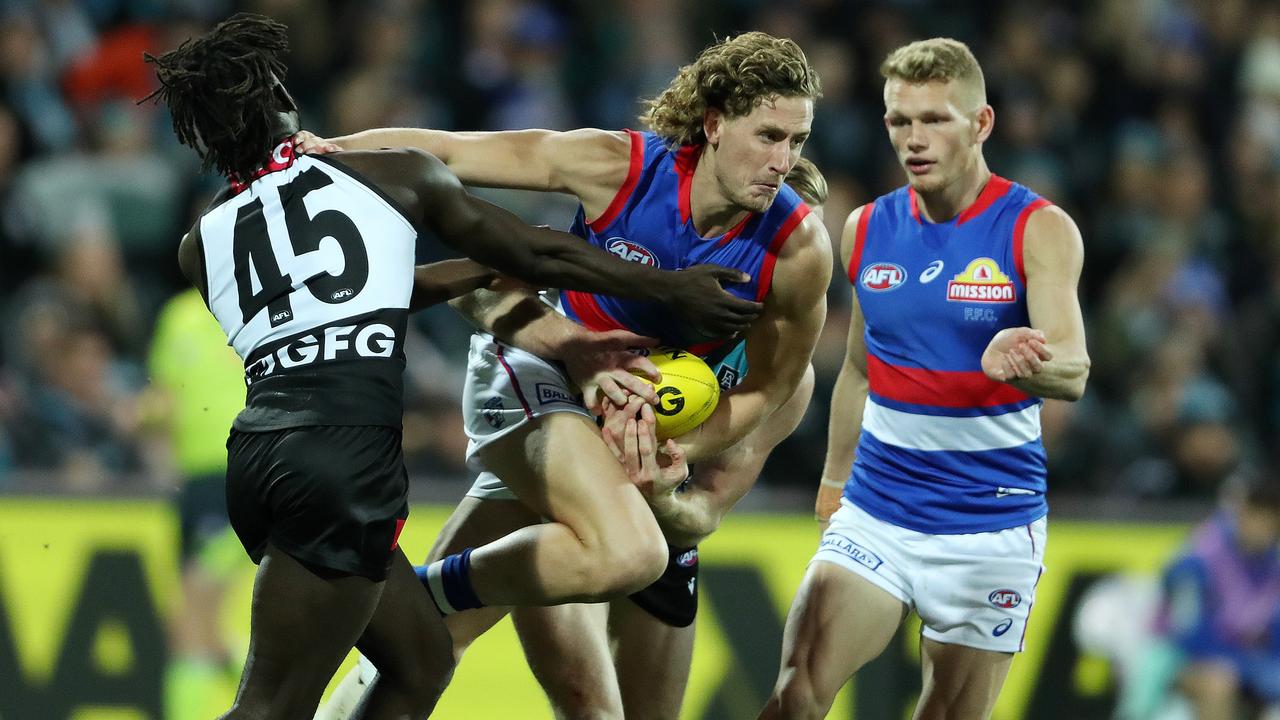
[1021,201,1083,266]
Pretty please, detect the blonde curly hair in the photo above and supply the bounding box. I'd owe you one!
[642,31,821,147]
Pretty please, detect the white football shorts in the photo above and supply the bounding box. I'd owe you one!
[462,332,592,501]
[813,498,1047,653]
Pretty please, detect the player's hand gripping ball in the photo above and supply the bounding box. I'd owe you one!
[630,349,720,439]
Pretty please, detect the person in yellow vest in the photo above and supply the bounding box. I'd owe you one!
[146,286,247,720]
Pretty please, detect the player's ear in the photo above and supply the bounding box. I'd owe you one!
[974,104,994,144]
[703,107,724,146]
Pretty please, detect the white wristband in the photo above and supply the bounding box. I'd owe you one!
[819,477,844,490]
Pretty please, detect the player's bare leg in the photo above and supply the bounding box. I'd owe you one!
[219,544,383,720]
[428,496,544,658]
[913,639,1013,720]
[349,550,455,719]
[759,561,908,720]
[609,599,695,719]
[512,602,624,720]
[317,496,541,720]
[465,412,668,604]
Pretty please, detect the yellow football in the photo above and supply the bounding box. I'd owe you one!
[633,349,721,440]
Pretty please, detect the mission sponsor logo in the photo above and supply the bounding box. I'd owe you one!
[606,237,659,267]
[860,262,906,292]
[947,257,1016,303]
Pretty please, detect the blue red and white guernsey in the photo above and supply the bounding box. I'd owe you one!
[845,175,1053,534]
[561,130,811,358]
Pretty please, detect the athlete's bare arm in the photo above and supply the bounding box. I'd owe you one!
[409,259,500,310]
[816,206,872,526]
[332,148,761,339]
[450,287,661,408]
[980,205,1090,401]
[676,213,831,463]
[299,127,630,221]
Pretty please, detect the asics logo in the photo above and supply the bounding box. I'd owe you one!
[919,260,944,284]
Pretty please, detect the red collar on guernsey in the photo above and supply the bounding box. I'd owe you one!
[673,142,753,242]
[229,140,296,195]
[908,174,1012,225]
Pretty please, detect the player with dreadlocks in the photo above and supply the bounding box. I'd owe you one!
[145,14,763,719]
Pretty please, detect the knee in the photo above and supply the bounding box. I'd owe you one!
[585,523,666,598]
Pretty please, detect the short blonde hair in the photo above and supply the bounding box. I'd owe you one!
[785,157,828,207]
[642,31,821,147]
[880,38,986,109]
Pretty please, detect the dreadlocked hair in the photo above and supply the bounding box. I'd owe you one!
[141,13,291,179]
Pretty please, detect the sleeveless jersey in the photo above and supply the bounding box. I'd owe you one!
[845,176,1052,534]
[199,141,417,431]
[560,130,811,357]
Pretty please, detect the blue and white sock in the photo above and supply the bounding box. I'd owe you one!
[415,548,484,615]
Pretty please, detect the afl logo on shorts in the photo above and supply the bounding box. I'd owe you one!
[607,237,659,267]
[676,548,698,567]
[860,262,906,292]
[988,589,1022,609]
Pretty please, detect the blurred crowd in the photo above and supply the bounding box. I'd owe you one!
[1,0,1278,502]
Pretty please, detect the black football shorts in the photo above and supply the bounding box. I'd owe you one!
[225,425,409,581]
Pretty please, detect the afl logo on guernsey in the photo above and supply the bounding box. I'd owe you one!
[988,589,1022,609]
[606,237,659,267]
[947,258,1016,303]
[860,263,906,292]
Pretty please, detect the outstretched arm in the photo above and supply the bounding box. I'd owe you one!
[300,127,631,221]
[981,205,1091,401]
[409,259,500,311]
[396,147,762,340]
[450,287,661,410]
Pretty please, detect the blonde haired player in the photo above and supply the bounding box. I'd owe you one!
[760,38,1090,720]
[305,31,830,718]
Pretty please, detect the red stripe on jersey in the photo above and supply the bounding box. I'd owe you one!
[687,339,727,356]
[716,213,754,246]
[588,129,645,232]
[1013,198,1052,285]
[563,290,626,333]
[867,353,1030,408]
[755,203,811,302]
[957,175,1014,224]
[390,517,407,551]
[847,202,876,284]
[675,144,702,225]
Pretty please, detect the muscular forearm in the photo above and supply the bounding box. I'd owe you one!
[677,390,776,464]
[411,259,497,311]
[648,486,721,548]
[451,202,672,302]
[1005,352,1090,401]
[334,128,448,157]
[450,288,586,359]
[821,362,868,482]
